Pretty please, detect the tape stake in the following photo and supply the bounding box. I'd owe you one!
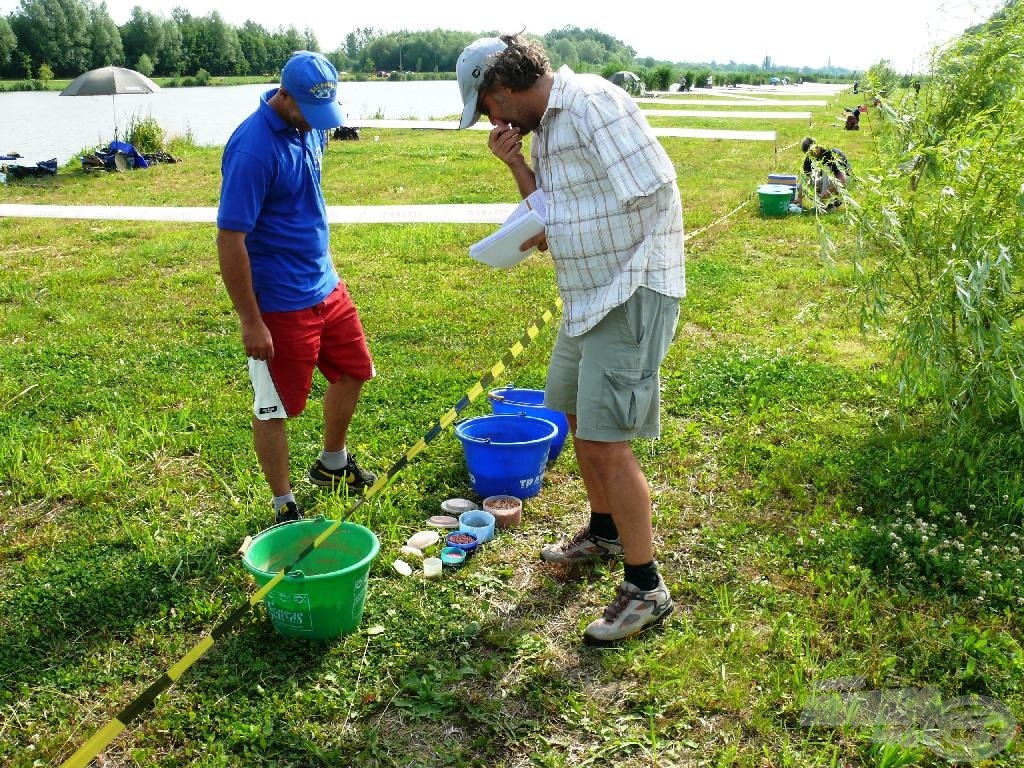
[59,296,563,768]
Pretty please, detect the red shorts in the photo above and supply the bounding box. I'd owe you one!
[261,281,374,417]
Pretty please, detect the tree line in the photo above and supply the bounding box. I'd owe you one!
[0,0,640,80]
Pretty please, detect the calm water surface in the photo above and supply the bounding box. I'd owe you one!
[0,80,463,166]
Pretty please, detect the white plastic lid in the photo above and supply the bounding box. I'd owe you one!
[441,498,479,515]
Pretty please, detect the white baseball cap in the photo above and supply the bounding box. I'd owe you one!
[456,37,507,129]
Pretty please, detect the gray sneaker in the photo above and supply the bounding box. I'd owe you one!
[540,527,623,563]
[583,576,673,646]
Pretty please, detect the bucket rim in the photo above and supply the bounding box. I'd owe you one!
[454,413,558,445]
[487,386,546,406]
[242,518,380,581]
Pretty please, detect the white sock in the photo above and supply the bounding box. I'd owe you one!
[319,448,348,471]
[273,492,296,512]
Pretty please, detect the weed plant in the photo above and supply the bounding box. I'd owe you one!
[826,2,1024,431]
[0,78,1021,767]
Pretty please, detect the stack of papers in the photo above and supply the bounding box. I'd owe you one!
[469,189,547,269]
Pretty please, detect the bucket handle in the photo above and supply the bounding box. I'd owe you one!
[288,570,306,580]
[486,383,514,403]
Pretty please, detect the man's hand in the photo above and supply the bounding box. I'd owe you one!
[488,123,523,166]
[241,317,274,361]
[520,231,548,253]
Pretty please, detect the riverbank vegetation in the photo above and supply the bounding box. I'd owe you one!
[1,10,1022,767]
[0,0,856,92]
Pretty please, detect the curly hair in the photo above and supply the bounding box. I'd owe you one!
[480,34,551,93]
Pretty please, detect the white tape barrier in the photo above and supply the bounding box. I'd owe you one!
[642,109,811,120]
[0,203,517,224]
[636,98,827,107]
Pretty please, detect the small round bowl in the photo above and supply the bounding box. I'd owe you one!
[483,495,522,529]
[459,509,496,543]
[444,530,479,555]
[439,545,467,568]
[423,556,442,578]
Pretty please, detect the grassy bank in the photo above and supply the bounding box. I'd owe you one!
[1,97,1021,767]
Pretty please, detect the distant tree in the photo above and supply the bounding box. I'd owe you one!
[300,27,318,53]
[88,2,124,68]
[203,11,244,75]
[653,65,674,91]
[576,40,604,65]
[37,61,53,80]
[553,38,578,68]
[345,27,377,60]
[135,51,154,75]
[121,7,164,71]
[237,20,272,75]
[9,0,92,76]
[866,58,899,94]
[0,18,17,74]
[157,16,182,75]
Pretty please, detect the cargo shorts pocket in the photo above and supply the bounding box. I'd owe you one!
[599,368,655,431]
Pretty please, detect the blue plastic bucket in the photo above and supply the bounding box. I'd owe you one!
[454,413,557,499]
[487,387,569,462]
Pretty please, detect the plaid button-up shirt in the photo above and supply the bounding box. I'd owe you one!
[532,66,685,336]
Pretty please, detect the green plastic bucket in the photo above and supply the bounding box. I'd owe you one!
[757,184,794,217]
[242,518,379,640]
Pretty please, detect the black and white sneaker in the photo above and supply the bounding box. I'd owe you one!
[274,500,303,524]
[308,454,377,492]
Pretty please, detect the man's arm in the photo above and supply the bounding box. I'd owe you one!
[216,229,274,361]
[487,123,547,252]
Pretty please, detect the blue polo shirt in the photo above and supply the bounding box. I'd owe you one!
[217,89,339,312]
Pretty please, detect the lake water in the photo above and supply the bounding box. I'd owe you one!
[0,80,464,166]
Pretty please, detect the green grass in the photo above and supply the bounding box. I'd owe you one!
[1,97,1021,767]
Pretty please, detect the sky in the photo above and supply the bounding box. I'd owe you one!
[1,0,1005,73]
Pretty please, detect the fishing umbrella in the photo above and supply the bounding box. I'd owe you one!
[608,70,643,96]
[60,66,161,141]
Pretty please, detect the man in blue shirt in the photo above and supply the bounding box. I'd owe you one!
[217,51,376,524]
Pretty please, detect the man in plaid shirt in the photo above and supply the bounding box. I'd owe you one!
[457,35,686,645]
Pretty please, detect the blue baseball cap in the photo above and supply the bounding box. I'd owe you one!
[281,51,345,129]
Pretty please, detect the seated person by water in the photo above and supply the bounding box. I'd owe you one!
[795,137,850,211]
